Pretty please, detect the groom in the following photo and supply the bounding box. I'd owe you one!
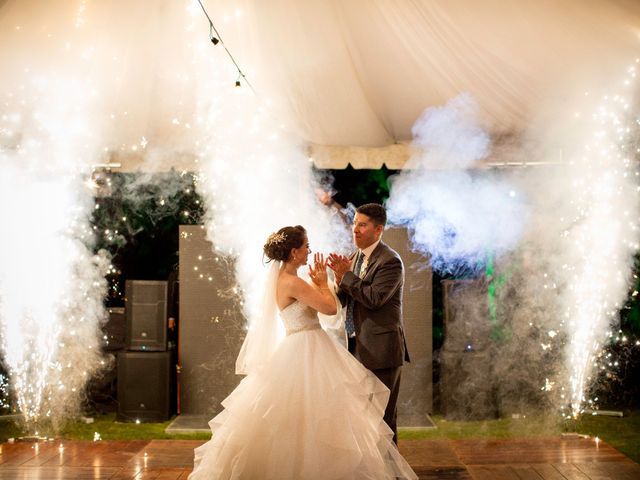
[329,203,410,444]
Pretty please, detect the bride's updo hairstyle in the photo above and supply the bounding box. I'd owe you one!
[263,225,307,262]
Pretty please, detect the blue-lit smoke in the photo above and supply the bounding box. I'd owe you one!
[386,94,527,275]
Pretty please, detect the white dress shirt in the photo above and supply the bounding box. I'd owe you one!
[358,238,381,276]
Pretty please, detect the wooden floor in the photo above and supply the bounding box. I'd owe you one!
[0,437,637,479]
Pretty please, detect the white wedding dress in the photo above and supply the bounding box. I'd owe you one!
[188,297,418,480]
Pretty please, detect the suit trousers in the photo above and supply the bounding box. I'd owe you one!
[348,336,402,445]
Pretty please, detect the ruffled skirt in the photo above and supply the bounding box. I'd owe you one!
[189,328,417,479]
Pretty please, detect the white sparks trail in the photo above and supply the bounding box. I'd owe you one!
[0,0,636,427]
[0,1,113,429]
[181,3,349,322]
[386,71,639,416]
[0,0,348,428]
[559,62,640,416]
[0,77,108,429]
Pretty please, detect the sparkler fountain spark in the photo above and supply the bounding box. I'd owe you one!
[0,77,109,431]
[0,0,232,429]
[1,0,634,430]
[182,3,350,323]
[558,61,640,417]
[387,69,640,420]
[0,2,112,431]
[0,0,348,430]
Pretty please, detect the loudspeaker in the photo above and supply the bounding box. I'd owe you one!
[384,227,433,425]
[178,226,245,418]
[124,280,168,351]
[440,350,496,420]
[102,307,126,352]
[116,350,175,422]
[442,279,491,352]
[439,279,497,420]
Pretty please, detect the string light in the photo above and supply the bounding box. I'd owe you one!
[195,0,254,92]
[209,24,219,45]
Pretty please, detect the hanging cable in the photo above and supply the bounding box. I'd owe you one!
[195,0,255,94]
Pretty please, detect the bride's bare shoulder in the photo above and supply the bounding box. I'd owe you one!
[276,272,305,310]
[277,272,306,293]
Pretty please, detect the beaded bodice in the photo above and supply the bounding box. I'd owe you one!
[279,301,321,335]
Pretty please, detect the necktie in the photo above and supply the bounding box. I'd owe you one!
[345,252,365,337]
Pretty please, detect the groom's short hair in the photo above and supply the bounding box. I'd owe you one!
[356,203,387,226]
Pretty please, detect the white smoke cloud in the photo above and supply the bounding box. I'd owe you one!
[410,93,491,169]
[517,65,640,415]
[0,0,350,431]
[0,78,109,429]
[189,67,350,323]
[0,0,223,428]
[1,0,634,426]
[393,70,639,418]
[387,94,527,275]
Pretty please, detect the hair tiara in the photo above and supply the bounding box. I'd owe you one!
[267,231,286,246]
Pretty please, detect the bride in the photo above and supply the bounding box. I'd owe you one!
[188,225,417,480]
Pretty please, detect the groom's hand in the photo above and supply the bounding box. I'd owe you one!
[328,253,351,285]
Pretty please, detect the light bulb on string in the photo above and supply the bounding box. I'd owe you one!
[209,24,219,45]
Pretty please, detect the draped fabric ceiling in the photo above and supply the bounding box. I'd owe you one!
[231,0,640,168]
[1,0,639,169]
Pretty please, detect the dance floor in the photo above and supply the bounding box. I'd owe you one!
[0,436,638,479]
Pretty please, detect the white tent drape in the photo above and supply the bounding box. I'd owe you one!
[224,0,640,147]
[1,0,639,169]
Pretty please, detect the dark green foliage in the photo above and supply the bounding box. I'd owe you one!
[91,170,203,307]
[327,165,396,206]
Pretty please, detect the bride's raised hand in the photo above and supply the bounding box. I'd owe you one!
[308,252,328,287]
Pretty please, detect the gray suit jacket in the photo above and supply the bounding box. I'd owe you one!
[339,241,410,370]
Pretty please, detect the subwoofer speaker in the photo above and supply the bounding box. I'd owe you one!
[116,350,175,422]
[125,280,168,351]
[440,350,496,420]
